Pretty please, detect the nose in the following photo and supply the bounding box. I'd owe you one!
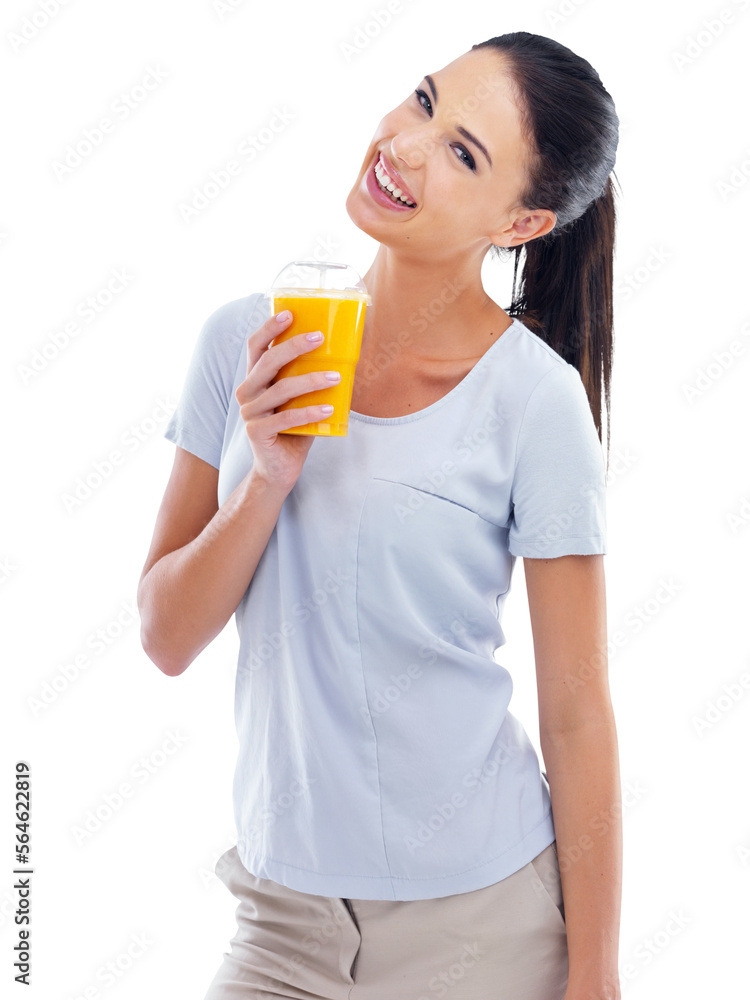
[390,126,435,172]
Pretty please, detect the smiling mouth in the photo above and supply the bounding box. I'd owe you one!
[373,155,417,207]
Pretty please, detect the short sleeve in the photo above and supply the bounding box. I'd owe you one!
[163,295,262,469]
[508,363,606,558]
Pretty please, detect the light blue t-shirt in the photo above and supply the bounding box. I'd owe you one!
[163,291,607,900]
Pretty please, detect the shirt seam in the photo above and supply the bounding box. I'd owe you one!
[370,476,505,527]
[164,425,221,454]
[353,480,394,880]
[510,531,605,543]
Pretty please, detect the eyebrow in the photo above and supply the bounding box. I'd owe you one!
[425,74,493,168]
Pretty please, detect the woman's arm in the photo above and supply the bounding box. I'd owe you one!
[524,553,622,1000]
[137,447,291,677]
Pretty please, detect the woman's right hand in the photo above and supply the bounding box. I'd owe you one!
[235,310,341,493]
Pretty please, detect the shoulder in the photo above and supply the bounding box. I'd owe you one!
[199,291,270,347]
[186,292,271,382]
[175,292,271,409]
[504,320,600,465]
[502,317,587,412]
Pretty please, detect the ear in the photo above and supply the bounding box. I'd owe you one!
[490,209,557,248]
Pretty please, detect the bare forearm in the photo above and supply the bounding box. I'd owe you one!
[138,468,290,675]
[541,716,623,998]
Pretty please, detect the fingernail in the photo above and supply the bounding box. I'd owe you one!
[276,310,292,323]
[324,371,341,381]
[306,331,323,342]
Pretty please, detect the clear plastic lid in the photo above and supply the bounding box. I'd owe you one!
[268,260,371,302]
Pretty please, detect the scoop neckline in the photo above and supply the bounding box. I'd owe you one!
[349,317,521,425]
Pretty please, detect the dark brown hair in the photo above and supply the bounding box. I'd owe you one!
[472,31,620,470]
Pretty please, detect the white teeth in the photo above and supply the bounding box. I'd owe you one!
[375,158,415,206]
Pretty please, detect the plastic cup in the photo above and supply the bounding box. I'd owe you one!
[267,261,371,436]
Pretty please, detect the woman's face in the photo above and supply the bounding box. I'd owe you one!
[345,48,546,260]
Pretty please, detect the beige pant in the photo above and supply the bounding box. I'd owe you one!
[203,841,568,999]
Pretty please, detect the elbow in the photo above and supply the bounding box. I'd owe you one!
[137,576,185,677]
[137,594,188,678]
[139,625,188,677]
[137,577,204,677]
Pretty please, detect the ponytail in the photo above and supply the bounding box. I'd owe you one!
[505,175,618,469]
[472,31,620,476]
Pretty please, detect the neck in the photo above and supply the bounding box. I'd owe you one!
[361,247,507,362]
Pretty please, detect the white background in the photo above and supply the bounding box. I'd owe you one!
[2,0,748,997]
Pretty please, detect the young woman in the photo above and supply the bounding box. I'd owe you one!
[138,30,622,1000]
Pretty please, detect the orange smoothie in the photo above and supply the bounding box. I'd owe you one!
[269,291,369,436]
